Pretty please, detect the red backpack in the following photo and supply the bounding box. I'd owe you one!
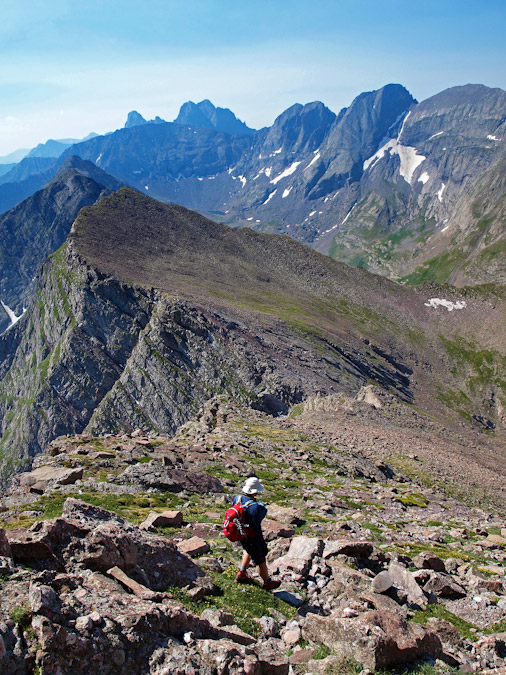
[223,498,256,542]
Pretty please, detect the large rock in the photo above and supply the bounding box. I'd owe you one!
[61,498,208,590]
[275,537,323,577]
[18,465,84,492]
[423,572,466,598]
[262,520,296,541]
[267,505,305,526]
[323,539,374,559]
[177,537,210,558]
[413,551,446,572]
[118,463,224,493]
[139,510,183,531]
[303,610,442,670]
[388,561,428,609]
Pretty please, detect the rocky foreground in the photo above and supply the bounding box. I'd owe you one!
[0,393,506,674]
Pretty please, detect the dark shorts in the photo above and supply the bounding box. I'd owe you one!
[240,537,268,566]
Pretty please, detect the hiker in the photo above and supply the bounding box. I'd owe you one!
[232,476,281,590]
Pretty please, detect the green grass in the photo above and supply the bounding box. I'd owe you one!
[169,566,296,636]
[412,604,477,641]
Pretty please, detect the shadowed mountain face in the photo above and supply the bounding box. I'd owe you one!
[0,157,122,331]
[0,187,504,482]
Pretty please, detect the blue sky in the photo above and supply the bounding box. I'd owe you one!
[1,0,506,155]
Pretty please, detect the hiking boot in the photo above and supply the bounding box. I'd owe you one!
[235,570,250,584]
[262,578,281,591]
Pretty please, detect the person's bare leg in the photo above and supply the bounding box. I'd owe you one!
[258,561,269,581]
[241,552,251,570]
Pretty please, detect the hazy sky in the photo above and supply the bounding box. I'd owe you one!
[1,0,506,155]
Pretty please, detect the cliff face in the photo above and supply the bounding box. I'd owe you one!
[0,189,504,483]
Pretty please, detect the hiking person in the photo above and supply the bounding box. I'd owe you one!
[231,476,281,590]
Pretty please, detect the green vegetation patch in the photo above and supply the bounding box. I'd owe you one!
[169,566,296,636]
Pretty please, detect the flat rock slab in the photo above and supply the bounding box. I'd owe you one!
[18,465,83,492]
[140,510,183,530]
[177,536,210,557]
[275,536,323,576]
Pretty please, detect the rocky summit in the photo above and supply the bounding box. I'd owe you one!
[0,396,505,673]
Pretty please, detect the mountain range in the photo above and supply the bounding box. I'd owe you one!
[0,83,505,482]
[0,84,505,288]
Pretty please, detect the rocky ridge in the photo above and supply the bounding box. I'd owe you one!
[1,188,504,484]
[0,395,505,673]
[0,157,122,329]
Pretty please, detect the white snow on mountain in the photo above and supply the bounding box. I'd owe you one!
[271,162,301,185]
[282,187,292,198]
[418,171,430,184]
[437,183,446,202]
[424,298,466,311]
[263,189,277,205]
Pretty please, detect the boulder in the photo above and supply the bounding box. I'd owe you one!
[371,571,394,594]
[413,551,446,572]
[388,562,428,609]
[323,539,374,559]
[262,520,296,541]
[177,537,210,557]
[18,465,83,492]
[303,609,442,670]
[118,463,224,493]
[423,572,466,598]
[248,638,290,674]
[328,560,373,595]
[139,510,183,530]
[29,582,62,616]
[267,505,305,526]
[275,537,323,577]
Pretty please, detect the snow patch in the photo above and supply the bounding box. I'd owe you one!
[341,204,356,225]
[428,131,444,141]
[197,177,203,181]
[238,175,246,187]
[271,147,282,155]
[271,161,301,185]
[309,211,316,217]
[263,189,277,205]
[247,217,254,221]
[418,171,430,184]
[305,152,320,170]
[424,298,466,311]
[96,153,103,163]
[1,301,26,333]
[363,111,426,184]
[437,183,446,202]
[264,167,272,178]
[144,185,149,190]
[487,135,500,141]
[282,187,292,198]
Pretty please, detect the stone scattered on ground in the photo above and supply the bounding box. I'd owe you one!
[0,395,505,673]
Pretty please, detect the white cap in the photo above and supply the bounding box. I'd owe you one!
[241,476,265,495]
